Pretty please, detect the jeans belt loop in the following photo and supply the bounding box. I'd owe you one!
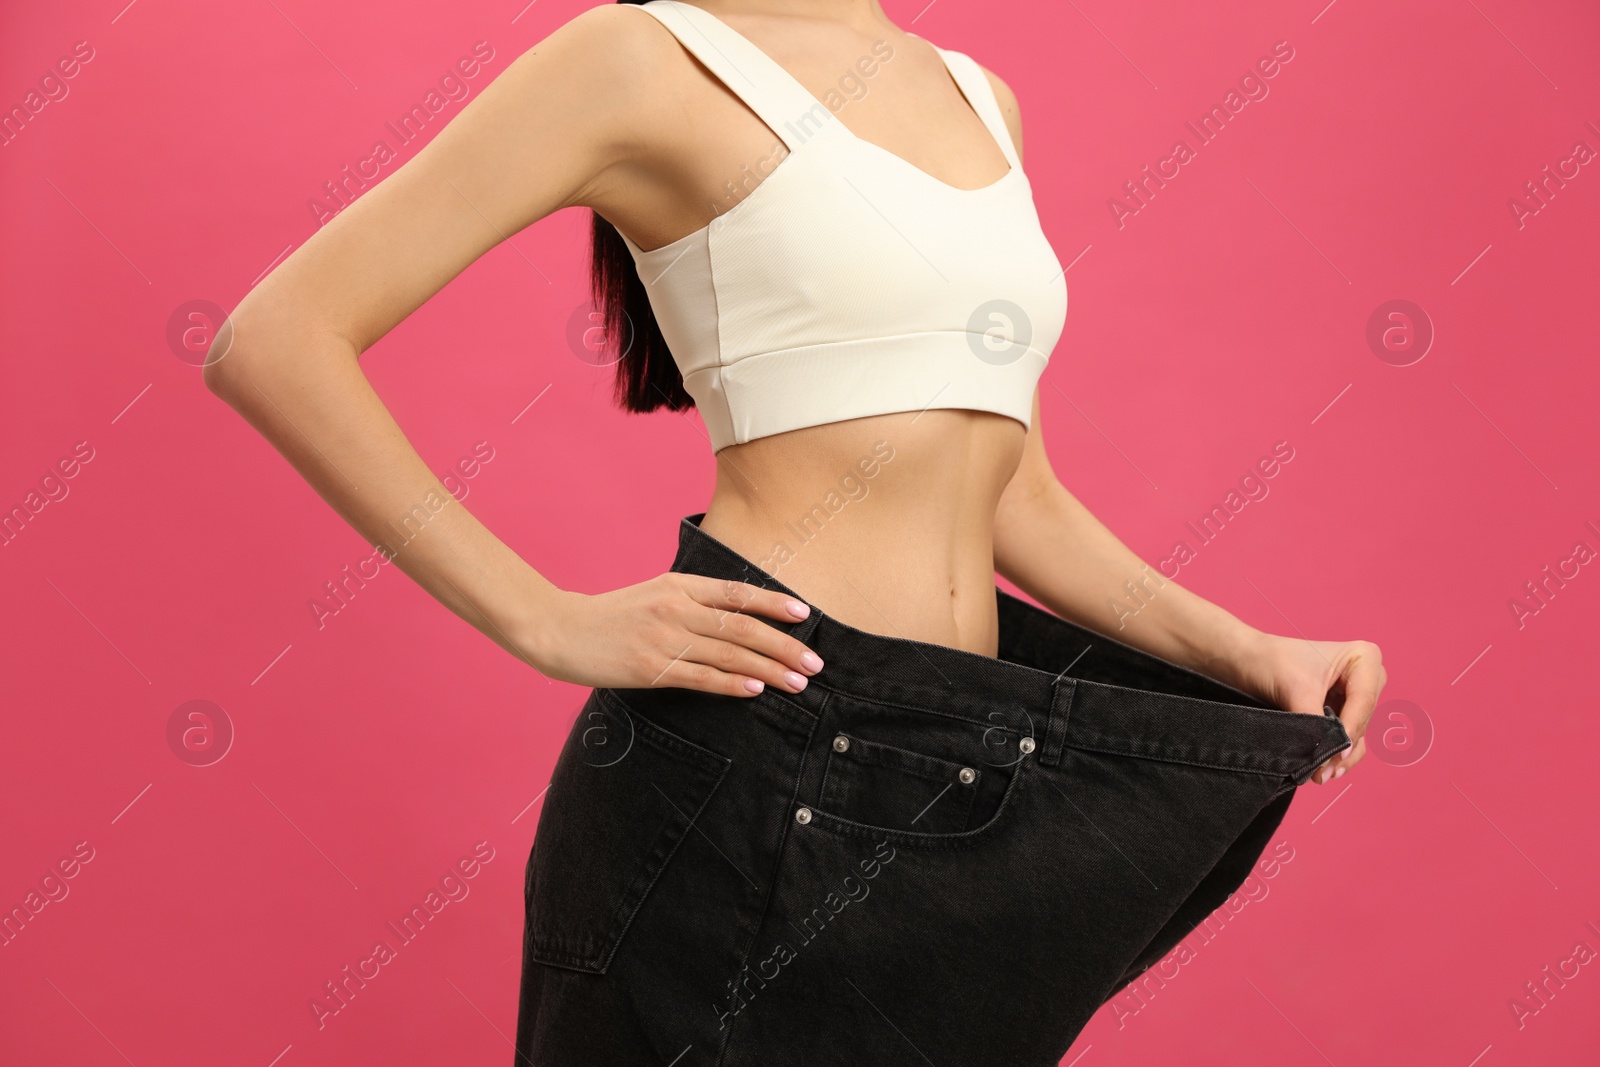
[718,562,820,643]
[787,607,823,645]
[1041,676,1076,767]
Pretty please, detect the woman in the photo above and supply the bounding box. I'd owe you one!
[205,1,1384,1063]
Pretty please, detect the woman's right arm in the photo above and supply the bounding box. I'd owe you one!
[203,7,822,697]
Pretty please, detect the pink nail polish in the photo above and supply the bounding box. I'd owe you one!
[744,679,764,694]
[1333,765,1346,779]
[786,600,811,620]
[783,671,807,692]
[800,651,823,673]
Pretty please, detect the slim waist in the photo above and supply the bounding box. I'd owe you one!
[672,512,1048,717]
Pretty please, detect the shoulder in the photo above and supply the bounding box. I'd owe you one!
[495,4,698,149]
[517,4,689,80]
[931,44,1024,162]
[500,4,710,108]
[973,60,1023,162]
[974,62,1020,123]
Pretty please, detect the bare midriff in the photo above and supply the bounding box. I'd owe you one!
[699,407,1026,658]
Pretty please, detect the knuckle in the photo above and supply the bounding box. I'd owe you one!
[627,647,657,681]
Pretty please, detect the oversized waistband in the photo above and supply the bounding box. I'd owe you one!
[669,514,1350,782]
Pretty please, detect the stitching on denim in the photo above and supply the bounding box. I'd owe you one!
[828,733,975,784]
[631,666,1329,788]
[809,673,1326,751]
[1064,735,1299,779]
[808,678,1021,733]
[1295,735,1354,782]
[531,946,610,971]
[800,745,1035,851]
[595,753,732,972]
[1041,677,1075,766]
[714,688,832,1067]
[997,590,1279,708]
[1267,775,1299,801]
[529,689,732,973]
[750,686,820,728]
[530,757,728,971]
[817,740,980,831]
[532,753,731,970]
[1076,678,1340,730]
[599,688,737,774]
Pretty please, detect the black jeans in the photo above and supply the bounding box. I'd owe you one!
[515,514,1350,1066]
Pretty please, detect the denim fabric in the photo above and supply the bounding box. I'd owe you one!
[514,514,1350,1066]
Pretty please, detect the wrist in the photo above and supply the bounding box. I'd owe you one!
[506,580,577,674]
[1205,625,1275,698]
[1174,613,1271,697]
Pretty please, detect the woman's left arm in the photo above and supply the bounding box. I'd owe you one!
[979,66,1382,782]
[993,389,1384,783]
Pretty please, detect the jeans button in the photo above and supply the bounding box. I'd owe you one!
[958,767,976,784]
[833,735,850,753]
[1018,737,1036,755]
[795,807,812,825]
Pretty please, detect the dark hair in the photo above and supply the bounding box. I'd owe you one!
[590,0,693,414]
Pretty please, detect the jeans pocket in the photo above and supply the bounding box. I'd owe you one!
[528,688,731,974]
[820,732,980,834]
[802,693,1034,849]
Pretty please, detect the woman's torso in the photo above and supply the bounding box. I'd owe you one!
[702,409,1026,656]
[591,3,1048,655]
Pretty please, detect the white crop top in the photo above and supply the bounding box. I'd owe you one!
[622,0,1068,452]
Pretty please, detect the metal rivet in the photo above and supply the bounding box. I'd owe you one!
[833,735,850,753]
[1018,737,1036,755]
[958,767,976,785]
[795,807,812,824]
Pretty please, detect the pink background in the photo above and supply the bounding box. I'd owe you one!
[3,0,1598,1063]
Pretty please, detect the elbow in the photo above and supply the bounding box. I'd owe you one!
[198,304,307,402]
[200,315,361,422]
[200,339,269,413]
[199,304,255,400]
[200,337,236,398]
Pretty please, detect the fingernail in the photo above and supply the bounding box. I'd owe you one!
[744,679,764,694]
[1333,765,1346,779]
[783,671,807,692]
[800,651,823,673]
[786,600,811,620]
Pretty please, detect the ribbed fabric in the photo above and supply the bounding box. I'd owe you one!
[622,0,1068,452]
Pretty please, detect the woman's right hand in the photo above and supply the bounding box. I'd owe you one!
[527,575,825,697]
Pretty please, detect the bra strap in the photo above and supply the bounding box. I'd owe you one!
[632,1,837,152]
[930,47,1021,170]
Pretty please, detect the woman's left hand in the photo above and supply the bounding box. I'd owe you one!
[1227,633,1388,784]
